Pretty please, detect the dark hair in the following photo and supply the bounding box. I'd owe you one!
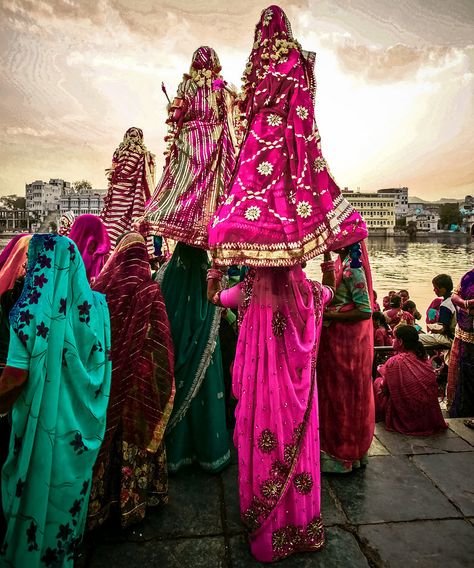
[373,290,378,300]
[399,289,409,297]
[402,300,416,311]
[372,311,390,331]
[432,274,453,294]
[395,325,426,360]
[390,294,402,308]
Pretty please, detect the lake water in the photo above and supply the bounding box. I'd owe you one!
[306,235,474,319]
[2,233,473,320]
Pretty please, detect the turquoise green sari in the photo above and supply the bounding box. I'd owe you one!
[157,243,229,472]
[0,234,111,567]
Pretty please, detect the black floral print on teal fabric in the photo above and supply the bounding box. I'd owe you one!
[43,236,56,251]
[33,273,48,288]
[37,254,52,269]
[70,432,88,455]
[77,300,92,324]
[19,309,33,325]
[28,289,41,304]
[26,520,39,551]
[36,322,49,339]
[17,330,29,346]
[68,242,76,261]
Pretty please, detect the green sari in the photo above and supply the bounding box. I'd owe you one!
[0,235,111,567]
[157,243,230,472]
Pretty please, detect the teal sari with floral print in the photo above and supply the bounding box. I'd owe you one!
[0,234,111,567]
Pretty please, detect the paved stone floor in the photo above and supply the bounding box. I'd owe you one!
[80,419,474,568]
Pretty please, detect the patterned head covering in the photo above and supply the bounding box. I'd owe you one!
[185,46,225,91]
[58,210,76,236]
[114,127,148,160]
[190,46,221,74]
[241,5,300,111]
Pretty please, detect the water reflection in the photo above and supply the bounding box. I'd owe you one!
[307,236,474,319]
[1,234,473,322]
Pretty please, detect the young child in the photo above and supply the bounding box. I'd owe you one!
[426,297,443,331]
[384,295,415,328]
[403,300,423,332]
[432,274,456,340]
[373,311,393,346]
[382,290,396,310]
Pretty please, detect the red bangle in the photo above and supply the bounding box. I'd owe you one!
[207,268,225,281]
[320,261,335,273]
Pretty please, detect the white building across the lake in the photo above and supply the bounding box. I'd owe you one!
[343,191,396,235]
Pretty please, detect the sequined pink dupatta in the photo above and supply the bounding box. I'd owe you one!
[209,6,367,267]
[229,267,332,562]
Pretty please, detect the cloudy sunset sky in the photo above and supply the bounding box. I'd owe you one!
[0,0,473,200]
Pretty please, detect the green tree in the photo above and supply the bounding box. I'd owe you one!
[1,194,26,209]
[439,203,462,228]
[72,180,92,192]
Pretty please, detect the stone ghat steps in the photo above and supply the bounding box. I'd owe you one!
[79,418,474,568]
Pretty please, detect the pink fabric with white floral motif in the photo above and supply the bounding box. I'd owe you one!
[209,6,366,267]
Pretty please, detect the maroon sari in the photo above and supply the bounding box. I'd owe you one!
[317,242,375,472]
[88,233,175,528]
[374,351,447,436]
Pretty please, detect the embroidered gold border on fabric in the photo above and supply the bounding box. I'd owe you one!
[211,198,365,267]
[455,325,474,344]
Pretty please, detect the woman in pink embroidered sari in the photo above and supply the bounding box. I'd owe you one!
[213,265,334,562]
[209,6,366,267]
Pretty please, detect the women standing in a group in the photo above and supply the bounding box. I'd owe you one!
[88,233,175,528]
[69,214,111,283]
[317,242,374,473]
[0,234,111,567]
[208,6,367,561]
[137,46,237,473]
[101,127,155,252]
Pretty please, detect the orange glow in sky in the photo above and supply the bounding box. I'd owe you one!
[0,0,473,200]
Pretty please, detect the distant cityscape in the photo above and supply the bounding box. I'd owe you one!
[0,179,472,235]
[0,179,106,232]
